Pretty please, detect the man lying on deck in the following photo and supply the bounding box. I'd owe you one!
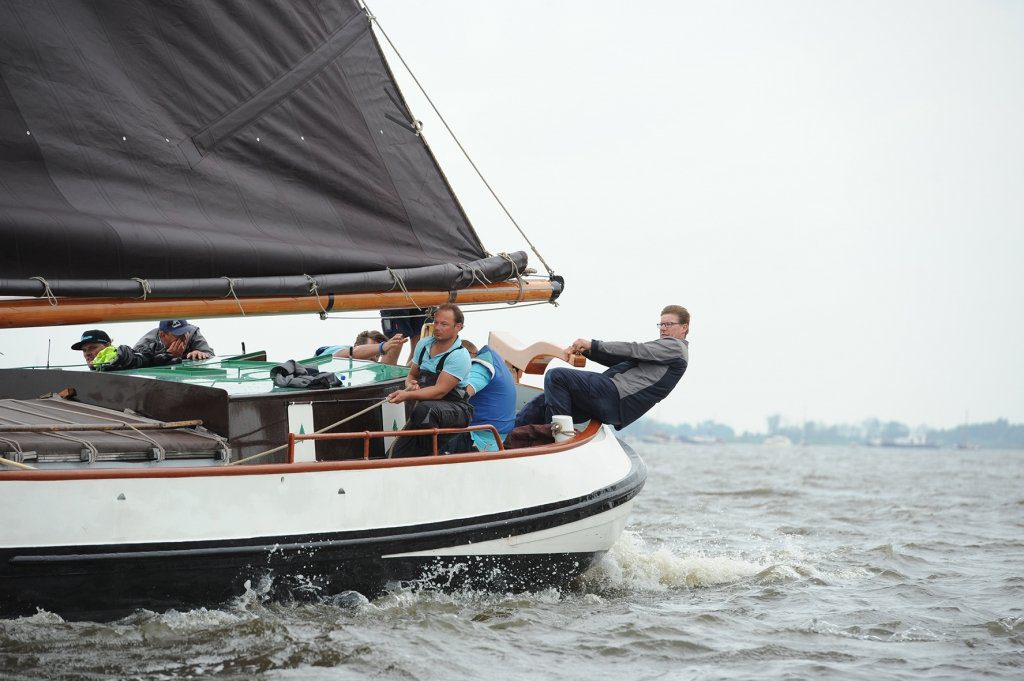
[314,330,408,364]
[134,319,215,361]
[71,329,114,370]
[515,305,690,431]
[385,303,473,458]
[87,319,217,372]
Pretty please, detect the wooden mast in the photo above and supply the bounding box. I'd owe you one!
[0,280,557,329]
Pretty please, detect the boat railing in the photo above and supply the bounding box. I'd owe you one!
[288,424,505,461]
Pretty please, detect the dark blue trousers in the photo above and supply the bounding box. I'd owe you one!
[515,368,621,427]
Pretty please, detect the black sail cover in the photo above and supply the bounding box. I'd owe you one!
[0,0,530,299]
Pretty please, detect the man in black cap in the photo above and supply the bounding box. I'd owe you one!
[71,329,114,369]
[133,319,215,361]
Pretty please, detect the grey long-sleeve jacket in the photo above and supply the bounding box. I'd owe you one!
[133,327,215,357]
[586,337,688,428]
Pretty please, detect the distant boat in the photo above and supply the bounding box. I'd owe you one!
[866,436,939,449]
[762,435,793,446]
[680,435,722,445]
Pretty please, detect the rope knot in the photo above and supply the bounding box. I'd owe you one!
[130,277,152,300]
[29,276,59,306]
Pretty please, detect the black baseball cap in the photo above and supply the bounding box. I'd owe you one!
[71,329,112,350]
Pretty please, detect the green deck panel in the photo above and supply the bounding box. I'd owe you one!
[20,353,409,396]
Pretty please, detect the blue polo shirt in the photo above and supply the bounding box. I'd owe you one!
[412,337,471,388]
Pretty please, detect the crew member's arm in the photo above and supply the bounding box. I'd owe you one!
[565,337,628,367]
[589,337,685,365]
[388,371,460,403]
[347,335,408,362]
[464,362,493,397]
[184,330,214,360]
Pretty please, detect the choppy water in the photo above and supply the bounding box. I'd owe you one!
[2,444,1022,680]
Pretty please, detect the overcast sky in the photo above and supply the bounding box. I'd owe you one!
[2,1,1022,433]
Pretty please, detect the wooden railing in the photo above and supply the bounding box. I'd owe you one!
[288,424,505,461]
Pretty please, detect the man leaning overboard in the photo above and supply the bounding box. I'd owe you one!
[515,305,690,430]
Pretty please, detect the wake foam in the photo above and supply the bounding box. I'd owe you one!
[580,530,765,592]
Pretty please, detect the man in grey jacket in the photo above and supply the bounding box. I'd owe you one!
[133,319,215,361]
[515,305,689,430]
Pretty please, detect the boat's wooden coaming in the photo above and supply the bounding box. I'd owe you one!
[0,432,645,620]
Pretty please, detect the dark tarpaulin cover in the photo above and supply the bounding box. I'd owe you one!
[0,0,521,298]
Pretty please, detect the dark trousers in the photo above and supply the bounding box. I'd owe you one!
[514,368,621,427]
[390,399,473,458]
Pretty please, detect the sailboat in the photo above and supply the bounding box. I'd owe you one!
[0,1,645,620]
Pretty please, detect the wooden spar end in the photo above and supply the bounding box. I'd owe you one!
[487,331,586,376]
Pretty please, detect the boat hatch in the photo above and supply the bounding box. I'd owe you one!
[0,398,228,468]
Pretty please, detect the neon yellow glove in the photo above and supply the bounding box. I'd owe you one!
[91,345,118,367]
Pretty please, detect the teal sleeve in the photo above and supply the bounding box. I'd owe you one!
[466,363,491,394]
[441,347,471,384]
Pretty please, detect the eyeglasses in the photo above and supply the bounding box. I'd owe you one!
[656,322,683,329]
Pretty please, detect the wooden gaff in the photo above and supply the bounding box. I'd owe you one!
[0,280,557,329]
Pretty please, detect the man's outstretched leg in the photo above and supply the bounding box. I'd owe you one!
[541,368,621,426]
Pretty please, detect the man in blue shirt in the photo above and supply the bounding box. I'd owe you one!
[386,303,473,457]
[445,340,517,452]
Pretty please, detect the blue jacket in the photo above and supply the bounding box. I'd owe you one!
[467,345,517,450]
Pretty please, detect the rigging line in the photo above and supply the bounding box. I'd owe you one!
[362,2,556,278]
[222,277,246,316]
[227,397,390,466]
[29,277,59,306]
[496,252,527,304]
[0,435,31,469]
[317,299,552,321]
[303,274,330,317]
[0,455,35,471]
[445,300,549,314]
[386,267,421,309]
[131,277,152,300]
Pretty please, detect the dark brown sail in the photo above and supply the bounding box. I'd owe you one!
[0,0,540,301]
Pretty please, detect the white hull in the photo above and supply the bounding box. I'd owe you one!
[0,425,645,620]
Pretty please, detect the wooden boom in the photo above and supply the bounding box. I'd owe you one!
[0,280,557,329]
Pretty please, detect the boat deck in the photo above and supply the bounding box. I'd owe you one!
[0,398,229,468]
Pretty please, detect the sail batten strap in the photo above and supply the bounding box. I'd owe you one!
[365,3,557,278]
[180,9,368,165]
[29,277,58,306]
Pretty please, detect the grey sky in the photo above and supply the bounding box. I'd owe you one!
[3,0,1022,433]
